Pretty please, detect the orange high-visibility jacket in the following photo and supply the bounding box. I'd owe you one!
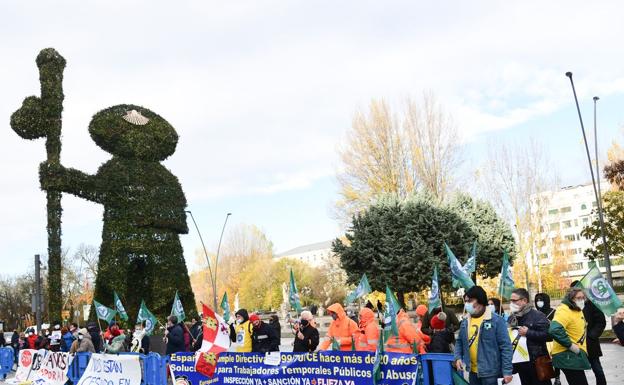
[386,310,428,354]
[356,308,380,352]
[319,303,359,351]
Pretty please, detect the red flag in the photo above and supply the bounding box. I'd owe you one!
[195,304,231,378]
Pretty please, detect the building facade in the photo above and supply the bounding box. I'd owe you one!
[274,240,334,268]
[532,182,624,286]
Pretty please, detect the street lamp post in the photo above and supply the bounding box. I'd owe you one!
[214,213,232,311]
[186,210,217,309]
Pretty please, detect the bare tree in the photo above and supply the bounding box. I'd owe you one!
[336,94,461,224]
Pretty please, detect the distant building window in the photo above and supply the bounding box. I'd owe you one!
[592,201,598,208]
[574,219,578,227]
[582,217,589,225]
[561,207,572,213]
[581,204,587,210]
[549,223,560,231]
[568,262,584,271]
[563,220,572,228]
[549,209,559,215]
[565,234,575,241]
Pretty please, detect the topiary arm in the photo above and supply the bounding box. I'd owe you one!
[40,161,102,203]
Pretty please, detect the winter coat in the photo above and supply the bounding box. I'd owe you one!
[428,329,454,354]
[293,322,319,353]
[508,307,550,361]
[0,333,5,347]
[189,321,203,341]
[35,336,48,350]
[105,334,126,353]
[454,307,513,378]
[251,321,279,353]
[583,300,606,358]
[355,308,379,352]
[269,319,281,347]
[182,324,191,351]
[319,303,359,351]
[11,332,19,351]
[27,334,38,349]
[62,332,75,353]
[613,320,624,346]
[230,309,253,353]
[386,310,428,354]
[70,335,96,353]
[87,323,103,352]
[534,293,555,321]
[548,298,591,370]
[422,308,460,335]
[166,323,186,355]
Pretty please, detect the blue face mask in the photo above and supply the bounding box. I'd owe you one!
[464,302,476,315]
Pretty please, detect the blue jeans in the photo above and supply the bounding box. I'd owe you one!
[469,372,499,385]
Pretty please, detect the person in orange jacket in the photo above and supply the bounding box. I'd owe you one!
[386,309,429,354]
[356,308,380,351]
[415,304,428,329]
[319,303,359,351]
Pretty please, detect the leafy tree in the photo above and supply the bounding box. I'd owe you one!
[581,190,624,261]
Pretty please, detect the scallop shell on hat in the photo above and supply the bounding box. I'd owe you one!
[122,110,150,126]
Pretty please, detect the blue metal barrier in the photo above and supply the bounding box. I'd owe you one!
[0,347,14,378]
[420,353,454,385]
[67,352,92,384]
[144,352,169,385]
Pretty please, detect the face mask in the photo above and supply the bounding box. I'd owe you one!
[300,319,309,327]
[487,304,496,313]
[236,318,243,324]
[78,335,84,340]
[509,303,521,313]
[536,301,544,309]
[575,300,586,310]
[464,302,476,315]
[331,313,338,321]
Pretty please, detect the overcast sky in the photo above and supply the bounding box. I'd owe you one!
[2,1,624,275]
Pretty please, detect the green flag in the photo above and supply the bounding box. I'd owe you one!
[93,300,117,324]
[498,250,515,300]
[170,291,186,322]
[137,300,158,335]
[452,370,470,385]
[383,285,400,340]
[445,243,475,290]
[465,241,477,274]
[428,265,442,313]
[331,337,340,351]
[113,292,128,321]
[220,292,231,323]
[289,269,302,313]
[345,273,372,304]
[577,265,623,316]
[373,327,385,385]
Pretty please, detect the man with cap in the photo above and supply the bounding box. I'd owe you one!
[428,312,454,353]
[454,286,513,385]
[229,309,253,352]
[249,314,280,353]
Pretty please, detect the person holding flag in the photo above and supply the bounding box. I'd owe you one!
[355,307,379,352]
[165,315,185,355]
[384,286,428,354]
[195,304,232,378]
[319,303,359,351]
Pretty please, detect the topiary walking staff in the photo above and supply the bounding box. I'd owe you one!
[11,48,66,321]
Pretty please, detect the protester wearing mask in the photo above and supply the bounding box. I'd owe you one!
[189,316,203,344]
[249,314,279,353]
[612,308,624,346]
[428,312,454,354]
[549,287,591,385]
[229,309,253,352]
[534,293,555,321]
[507,288,551,385]
[454,286,513,385]
[386,309,429,354]
[49,324,62,352]
[269,315,282,347]
[356,308,379,352]
[35,329,49,350]
[130,321,150,353]
[319,303,359,351]
[105,326,126,353]
[70,328,95,353]
[293,311,319,353]
[86,322,103,353]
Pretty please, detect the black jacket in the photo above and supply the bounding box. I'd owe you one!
[614,320,624,346]
[87,322,103,353]
[11,332,19,349]
[534,293,555,321]
[509,307,550,361]
[583,300,606,358]
[422,308,460,335]
[269,319,281,347]
[166,323,186,355]
[251,322,279,353]
[428,329,454,353]
[293,324,319,353]
[189,321,203,342]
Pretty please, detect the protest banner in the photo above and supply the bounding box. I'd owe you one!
[214,351,419,385]
[33,352,73,385]
[76,353,142,385]
[170,352,212,385]
[12,349,48,383]
[509,329,530,363]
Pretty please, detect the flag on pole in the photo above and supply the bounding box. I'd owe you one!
[498,250,515,300]
[137,300,158,335]
[171,291,186,322]
[373,327,385,385]
[576,265,623,316]
[289,269,302,313]
[220,292,230,323]
[383,285,400,339]
[93,300,116,324]
[113,292,129,321]
[445,243,475,290]
[195,304,232,378]
[234,292,239,312]
[465,241,477,274]
[428,265,442,313]
[345,273,372,304]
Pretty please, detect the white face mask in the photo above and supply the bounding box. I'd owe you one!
[236,318,243,324]
[487,304,496,313]
[509,303,521,313]
[575,300,586,310]
[536,301,544,309]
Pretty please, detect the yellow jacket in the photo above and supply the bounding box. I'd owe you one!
[233,320,253,352]
[550,301,587,355]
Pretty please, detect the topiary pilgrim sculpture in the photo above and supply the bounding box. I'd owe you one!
[12,49,197,320]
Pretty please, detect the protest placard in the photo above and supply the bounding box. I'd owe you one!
[32,352,73,385]
[76,353,142,385]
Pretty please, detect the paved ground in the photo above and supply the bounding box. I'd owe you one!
[559,343,623,385]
